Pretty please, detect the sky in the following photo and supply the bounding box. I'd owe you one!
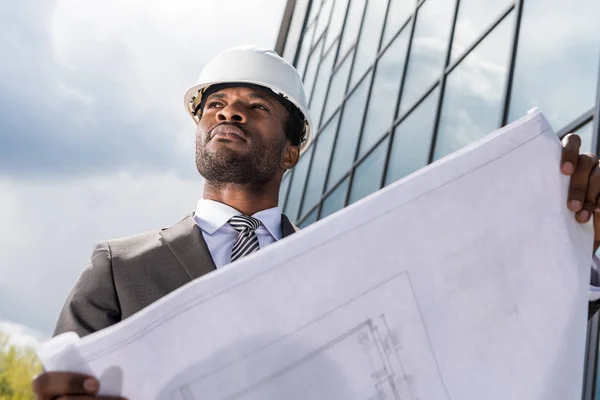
[0,0,287,346]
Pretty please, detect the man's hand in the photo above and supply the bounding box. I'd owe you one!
[560,133,600,253]
[32,372,126,400]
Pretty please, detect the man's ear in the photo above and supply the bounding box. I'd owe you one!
[281,142,300,170]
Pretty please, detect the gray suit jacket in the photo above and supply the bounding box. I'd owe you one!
[54,213,298,337]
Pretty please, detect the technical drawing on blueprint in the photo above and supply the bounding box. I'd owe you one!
[165,273,450,400]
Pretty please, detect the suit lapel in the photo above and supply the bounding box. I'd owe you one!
[281,214,299,238]
[160,214,216,281]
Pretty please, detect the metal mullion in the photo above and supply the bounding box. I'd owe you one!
[583,312,600,400]
[344,0,393,207]
[426,0,460,164]
[376,13,413,62]
[498,0,522,127]
[332,44,354,74]
[307,38,326,104]
[321,46,361,195]
[298,30,337,218]
[380,12,418,189]
[593,52,600,156]
[557,109,594,139]
[291,0,317,67]
[352,130,393,172]
[297,202,320,226]
[319,171,351,207]
[324,0,369,208]
[393,81,440,130]
[281,168,295,211]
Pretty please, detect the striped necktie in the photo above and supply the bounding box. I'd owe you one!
[228,215,262,262]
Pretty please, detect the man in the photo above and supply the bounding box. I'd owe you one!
[32,45,600,399]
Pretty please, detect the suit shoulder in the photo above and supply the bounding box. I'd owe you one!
[105,213,194,261]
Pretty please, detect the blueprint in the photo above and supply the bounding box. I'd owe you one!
[37,109,593,399]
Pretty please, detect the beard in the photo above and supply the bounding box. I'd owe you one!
[196,124,286,190]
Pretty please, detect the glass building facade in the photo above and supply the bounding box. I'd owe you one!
[275,0,600,397]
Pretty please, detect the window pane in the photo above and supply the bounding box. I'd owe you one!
[307,0,322,26]
[381,0,414,47]
[349,137,389,204]
[327,72,372,190]
[316,0,335,42]
[349,0,389,87]
[508,0,600,131]
[301,113,341,215]
[385,87,439,185]
[296,24,316,77]
[359,25,411,157]
[279,172,292,209]
[323,49,353,123]
[338,0,367,60]
[575,122,594,155]
[321,177,350,219]
[325,0,349,50]
[285,144,316,220]
[309,46,336,129]
[283,0,311,63]
[451,0,512,62]
[399,0,455,114]
[304,41,324,101]
[299,207,319,228]
[434,13,514,160]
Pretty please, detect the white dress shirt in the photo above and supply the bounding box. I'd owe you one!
[193,198,283,268]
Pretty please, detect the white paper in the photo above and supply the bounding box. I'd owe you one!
[38,109,593,400]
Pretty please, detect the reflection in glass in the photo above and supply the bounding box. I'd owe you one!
[323,49,353,123]
[381,0,414,47]
[574,122,594,155]
[304,41,323,102]
[283,0,311,63]
[299,207,319,228]
[325,0,349,50]
[385,87,439,185]
[451,0,512,62]
[285,144,315,220]
[279,172,292,208]
[434,14,513,160]
[327,73,372,190]
[301,113,341,215]
[349,0,389,87]
[296,24,315,77]
[359,26,411,157]
[349,137,389,204]
[321,177,350,219]
[316,0,335,43]
[338,0,366,61]
[399,0,455,114]
[307,0,322,26]
[508,0,600,131]
[309,47,336,128]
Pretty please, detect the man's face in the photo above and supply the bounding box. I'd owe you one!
[195,86,294,188]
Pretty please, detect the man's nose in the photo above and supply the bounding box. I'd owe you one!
[217,102,247,123]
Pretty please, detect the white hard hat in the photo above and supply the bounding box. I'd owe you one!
[183,45,313,153]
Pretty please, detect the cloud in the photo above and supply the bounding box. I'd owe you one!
[0,0,288,336]
[0,0,287,179]
[0,172,203,335]
[0,319,48,349]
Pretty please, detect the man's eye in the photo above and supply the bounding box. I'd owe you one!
[251,103,270,112]
[206,101,223,109]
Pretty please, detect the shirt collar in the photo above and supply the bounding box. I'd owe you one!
[194,198,283,240]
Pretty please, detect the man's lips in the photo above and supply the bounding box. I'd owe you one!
[210,125,247,142]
